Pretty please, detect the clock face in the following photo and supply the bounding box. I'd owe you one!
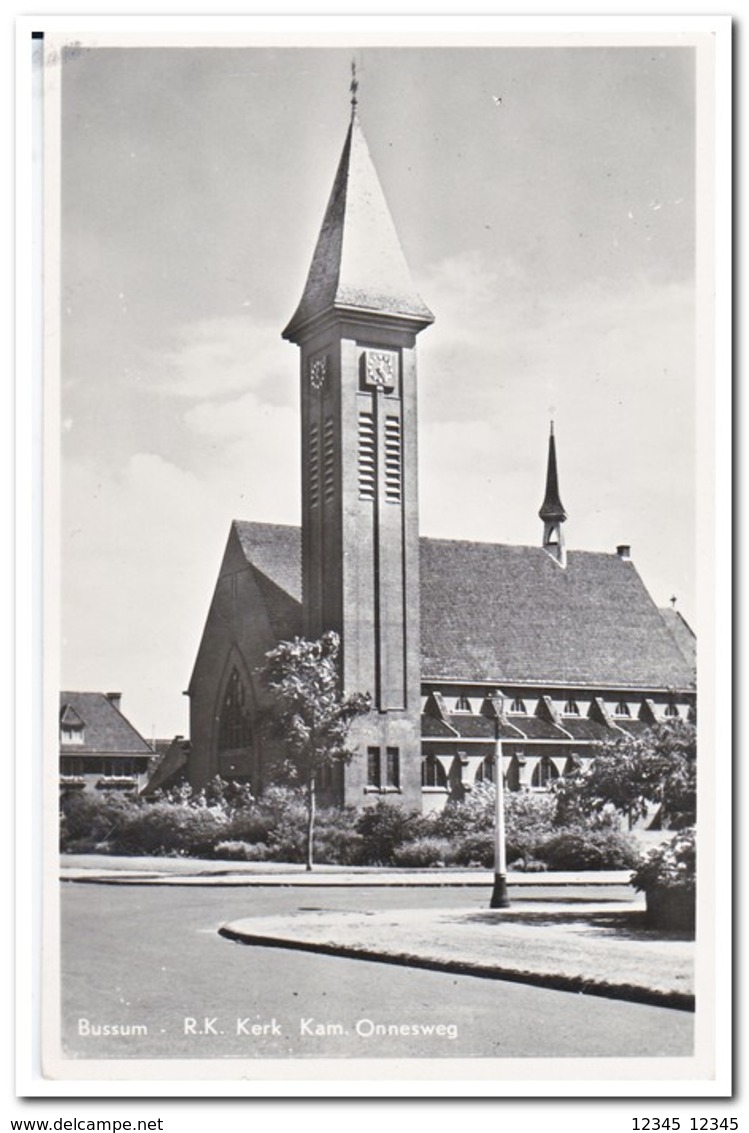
[364,350,397,391]
[309,356,327,390]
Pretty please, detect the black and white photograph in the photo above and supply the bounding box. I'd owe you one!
[22,17,732,1098]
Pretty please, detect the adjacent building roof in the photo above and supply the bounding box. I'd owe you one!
[232,521,695,693]
[142,737,190,795]
[59,692,154,755]
[282,113,434,341]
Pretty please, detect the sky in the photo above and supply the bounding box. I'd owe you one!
[58,41,699,740]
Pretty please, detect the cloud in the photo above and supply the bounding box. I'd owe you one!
[184,389,297,442]
[62,410,302,735]
[415,249,696,619]
[154,314,294,404]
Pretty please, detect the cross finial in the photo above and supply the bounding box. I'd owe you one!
[350,59,359,115]
[670,595,677,608]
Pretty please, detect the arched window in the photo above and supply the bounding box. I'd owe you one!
[664,703,679,718]
[475,755,495,784]
[421,756,447,789]
[614,701,631,717]
[454,696,472,713]
[218,667,253,751]
[508,698,527,715]
[532,756,560,788]
[563,699,580,716]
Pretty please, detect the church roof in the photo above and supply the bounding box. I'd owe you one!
[234,521,302,604]
[231,521,695,693]
[282,113,434,341]
[658,607,697,672]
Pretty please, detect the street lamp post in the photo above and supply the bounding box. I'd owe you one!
[490,699,510,909]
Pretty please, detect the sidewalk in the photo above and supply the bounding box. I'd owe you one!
[60,854,633,887]
[221,899,694,1012]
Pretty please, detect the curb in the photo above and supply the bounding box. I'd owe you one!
[61,875,507,888]
[218,925,695,1014]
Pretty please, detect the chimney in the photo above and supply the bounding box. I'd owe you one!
[616,544,631,561]
[106,692,122,710]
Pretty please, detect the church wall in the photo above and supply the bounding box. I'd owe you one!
[188,531,282,791]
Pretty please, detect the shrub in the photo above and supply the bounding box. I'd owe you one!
[427,781,496,838]
[505,791,558,861]
[111,802,230,857]
[313,808,364,866]
[224,808,277,846]
[224,786,308,860]
[450,831,495,868]
[631,828,696,894]
[538,825,640,871]
[266,816,306,863]
[355,801,424,865]
[511,857,548,873]
[154,776,255,813]
[60,790,142,852]
[214,840,270,862]
[392,836,452,868]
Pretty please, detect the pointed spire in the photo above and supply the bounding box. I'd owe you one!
[539,422,567,567]
[283,105,433,342]
[539,421,567,523]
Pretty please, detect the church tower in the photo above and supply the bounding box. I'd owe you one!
[539,422,567,567]
[282,89,433,807]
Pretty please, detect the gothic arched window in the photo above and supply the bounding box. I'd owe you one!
[508,698,527,715]
[475,756,495,784]
[532,756,560,789]
[421,756,447,789]
[218,667,253,752]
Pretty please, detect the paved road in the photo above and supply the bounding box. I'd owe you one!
[59,883,693,1062]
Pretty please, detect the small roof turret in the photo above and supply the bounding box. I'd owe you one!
[539,422,567,524]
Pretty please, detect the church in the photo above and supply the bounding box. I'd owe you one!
[186,98,696,814]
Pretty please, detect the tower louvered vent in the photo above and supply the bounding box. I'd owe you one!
[384,415,402,503]
[358,411,376,500]
[309,422,320,508]
[323,417,335,504]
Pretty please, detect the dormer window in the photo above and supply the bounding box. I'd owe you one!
[614,701,631,717]
[563,699,580,716]
[454,696,472,713]
[508,698,527,715]
[60,703,86,745]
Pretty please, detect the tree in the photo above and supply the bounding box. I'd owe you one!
[554,720,696,831]
[261,632,370,871]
